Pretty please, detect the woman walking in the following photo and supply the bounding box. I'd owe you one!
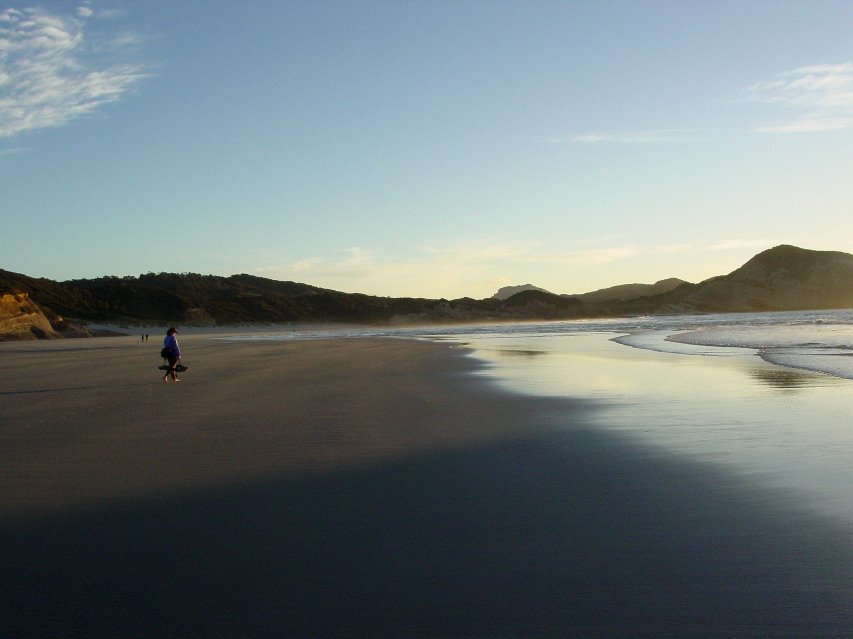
[162,327,182,383]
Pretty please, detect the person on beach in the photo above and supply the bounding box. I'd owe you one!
[162,327,182,383]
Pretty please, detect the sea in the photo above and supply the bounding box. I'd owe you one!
[223,308,853,530]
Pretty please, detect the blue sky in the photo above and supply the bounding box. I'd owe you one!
[2,1,852,299]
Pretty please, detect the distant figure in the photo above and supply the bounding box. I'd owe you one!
[162,327,182,383]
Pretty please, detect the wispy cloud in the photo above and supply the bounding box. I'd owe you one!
[255,245,505,298]
[510,243,695,267]
[514,246,641,265]
[271,242,528,281]
[254,241,700,298]
[288,247,378,278]
[0,145,28,156]
[705,239,775,251]
[559,63,853,143]
[0,5,147,138]
[554,129,701,145]
[273,241,695,277]
[747,63,853,133]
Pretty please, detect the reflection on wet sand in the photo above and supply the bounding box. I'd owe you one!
[487,348,550,358]
[461,333,853,527]
[747,367,826,389]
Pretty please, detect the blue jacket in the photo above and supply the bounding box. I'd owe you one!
[164,334,180,357]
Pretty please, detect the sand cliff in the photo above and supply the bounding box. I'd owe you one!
[0,293,61,341]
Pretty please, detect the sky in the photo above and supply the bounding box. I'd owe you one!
[1,0,852,299]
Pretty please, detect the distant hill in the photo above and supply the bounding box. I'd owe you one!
[2,244,852,340]
[613,245,853,314]
[0,270,595,339]
[0,270,439,326]
[568,278,688,304]
[500,289,584,317]
[492,246,853,315]
[493,279,687,304]
[492,284,552,300]
[669,245,853,312]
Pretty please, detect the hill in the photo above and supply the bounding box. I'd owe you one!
[613,245,853,314]
[0,270,440,326]
[492,284,552,300]
[569,278,688,304]
[0,270,595,339]
[2,244,851,340]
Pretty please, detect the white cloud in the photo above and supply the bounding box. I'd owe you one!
[306,247,376,277]
[559,129,700,145]
[757,117,852,133]
[0,145,28,156]
[287,256,325,273]
[253,241,697,298]
[254,243,519,297]
[0,6,147,138]
[706,239,775,251]
[515,246,640,265]
[110,32,145,48]
[749,63,853,99]
[562,63,853,143]
[747,63,853,133]
[267,242,524,280]
[513,243,694,266]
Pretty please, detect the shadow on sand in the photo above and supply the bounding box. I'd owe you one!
[2,427,852,638]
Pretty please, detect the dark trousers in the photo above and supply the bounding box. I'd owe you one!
[166,356,179,376]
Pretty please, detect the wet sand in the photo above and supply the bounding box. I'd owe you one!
[1,335,851,637]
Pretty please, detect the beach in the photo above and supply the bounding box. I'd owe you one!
[1,333,852,637]
[0,335,544,520]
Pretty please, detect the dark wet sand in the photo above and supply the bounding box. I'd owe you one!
[1,336,851,637]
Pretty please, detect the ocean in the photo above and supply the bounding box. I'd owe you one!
[225,308,853,530]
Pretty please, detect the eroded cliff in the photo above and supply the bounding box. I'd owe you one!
[0,293,62,340]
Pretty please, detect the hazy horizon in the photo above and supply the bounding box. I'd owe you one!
[2,241,804,301]
[2,1,852,299]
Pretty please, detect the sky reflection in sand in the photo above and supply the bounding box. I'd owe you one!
[454,332,853,528]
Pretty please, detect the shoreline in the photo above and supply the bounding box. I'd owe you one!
[2,335,852,636]
[75,308,853,383]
